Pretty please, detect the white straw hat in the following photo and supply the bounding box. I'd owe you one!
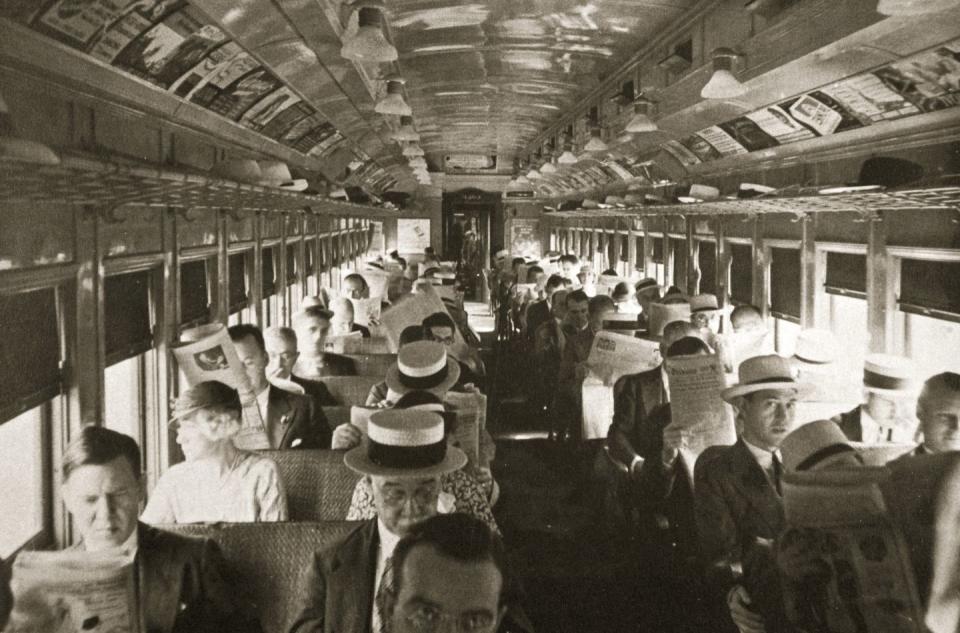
[258,160,308,191]
[690,293,721,313]
[862,353,917,395]
[344,409,466,478]
[722,354,814,403]
[781,420,856,472]
[385,341,460,396]
[793,329,838,365]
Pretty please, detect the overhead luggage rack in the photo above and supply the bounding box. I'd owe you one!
[545,184,960,219]
[0,151,392,216]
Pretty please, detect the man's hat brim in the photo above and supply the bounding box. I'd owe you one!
[384,357,461,395]
[344,444,467,478]
[722,381,815,403]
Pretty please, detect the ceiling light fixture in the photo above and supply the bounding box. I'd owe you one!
[341,2,398,63]
[540,161,557,174]
[526,168,542,180]
[408,157,427,169]
[401,143,424,157]
[625,94,658,133]
[701,47,747,99]
[392,116,420,142]
[876,0,959,13]
[515,174,532,186]
[375,78,412,116]
[584,126,608,152]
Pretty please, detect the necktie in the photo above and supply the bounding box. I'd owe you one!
[772,453,783,496]
[374,555,394,633]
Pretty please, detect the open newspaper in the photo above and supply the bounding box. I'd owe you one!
[358,266,391,302]
[349,297,382,327]
[443,392,486,468]
[779,468,925,633]
[663,352,736,482]
[173,324,270,450]
[596,275,629,297]
[586,331,661,386]
[380,284,465,352]
[581,373,616,440]
[8,549,140,633]
[322,331,363,354]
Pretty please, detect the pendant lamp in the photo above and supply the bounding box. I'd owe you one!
[375,79,412,116]
[701,48,747,99]
[392,116,420,142]
[584,127,608,152]
[341,4,398,63]
[625,95,658,133]
[401,143,424,157]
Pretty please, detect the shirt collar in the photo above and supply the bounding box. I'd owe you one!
[84,526,139,557]
[860,408,881,443]
[742,437,781,469]
[377,518,402,559]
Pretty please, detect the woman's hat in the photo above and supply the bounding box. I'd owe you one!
[169,381,241,422]
[793,329,838,365]
[863,353,916,395]
[722,354,814,403]
[690,293,721,313]
[344,409,466,478]
[385,341,460,396]
[780,420,857,472]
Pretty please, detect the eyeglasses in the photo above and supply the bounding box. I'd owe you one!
[379,485,438,508]
[402,604,497,633]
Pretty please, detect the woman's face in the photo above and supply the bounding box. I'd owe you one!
[175,410,231,460]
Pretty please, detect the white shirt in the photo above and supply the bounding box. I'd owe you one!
[742,438,782,491]
[371,519,402,633]
[83,526,138,557]
[140,451,288,524]
[255,385,271,424]
[860,409,885,445]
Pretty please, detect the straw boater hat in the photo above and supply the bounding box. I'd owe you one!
[792,329,838,366]
[647,301,692,338]
[780,420,857,472]
[722,354,814,403]
[690,293,721,314]
[385,341,460,396]
[634,277,660,296]
[258,160,309,191]
[344,409,467,478]
[862,353,916,396]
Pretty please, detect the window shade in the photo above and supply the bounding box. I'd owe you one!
[262,247,276,296]
[652,238,664,264]
[105,271,152,364]
[331,236,340,267]
[286,245,298,284]
[306,242,315,276]
[0,288,61,416]
[698,241,717,296]
[899,259,960,315]
[730,244,753,305]
[770,247,801,319]
[671,239,685,287]
[228,254,248,313]
[825,252,866,295]
[180,260,209,325]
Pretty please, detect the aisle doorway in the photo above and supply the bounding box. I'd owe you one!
[442,188,501,299]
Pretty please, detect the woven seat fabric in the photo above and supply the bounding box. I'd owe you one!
[323,375,382,406]
[323,406,353,429]
[342,353,397,377]
[161,521,360,633]
[260,450,361,521]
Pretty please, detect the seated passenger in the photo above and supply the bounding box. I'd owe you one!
[633,278,661,331]
[422,312,483,389]
[141,381,287,524]
[558,253,581,284]
[611,282,638,314]
[694,355,812,633]
[364,325,425,408]
[264,326,337,407]
[912,372,960,457]
[346,392,499,531]
[833,354,918,444]
[292,305,355,378]
[7,426,260,633]
[382,514,515,633]
[290,410,504,633]
[525,274,569,340]
[329,297,371,338]
[728,304,774,369]
[230,324,328,449]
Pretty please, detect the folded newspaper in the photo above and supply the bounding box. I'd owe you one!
[173,324,270,450]
[444,391,486,468]
[349,297,382,327]
[779,468,925,633]
[586,331,661,386]
[8,549,140,633]
[380,284,464,352]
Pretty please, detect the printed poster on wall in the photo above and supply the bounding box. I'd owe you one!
[662,140,702,167]
[716,117,780,152]
[873,39,960,112]
[508,218,541,261]
[783,91,864,136]
[398,218,431,253]
[696,126,750,156]
[745,105,817,144]
[678,134,723,163]
[819,74,920,123]
[34,0,183,52]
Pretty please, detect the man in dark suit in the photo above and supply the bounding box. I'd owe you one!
[556,293,613,442]
[695,355,812,633]
[833,353,917,444]
[231,324,329,449]
[524,274,568,339]
[7,426,258,633]
[289,410,532,633]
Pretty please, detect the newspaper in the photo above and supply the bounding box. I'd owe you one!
[444,392,486,468]
[350,406,377,434]
[779,468,925,633]
[323,331,363,353]
[596,275,628,297]
[581,374,615,440]
[380,285,465,352]
[173,324,269,450]
[663,353,736,482]
[8,548,140,633]
[358,267,392,300]
[349,297,381,327]
[586,331,661,386]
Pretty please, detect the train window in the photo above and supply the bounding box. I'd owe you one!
[104,271,153,364]
[0,406,46,557]
[825,252,866,296]
[901,312,960,377]
[228,253,249,325]
[671,238,686,288]
[306,241,318,296]
[729,244,753,305]
[262,246,278,326]
[769,247,801,320]
[287,243,298,285]
[898,259,960,316]
[698,241,717,296]
[0,288,61,417]
[652,238,664,264]
[180,260,210,327]
[827,293,869,378]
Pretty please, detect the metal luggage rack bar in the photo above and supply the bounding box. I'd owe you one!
[0,151,394,216]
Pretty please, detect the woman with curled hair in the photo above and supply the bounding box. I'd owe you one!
[141,381,287,524]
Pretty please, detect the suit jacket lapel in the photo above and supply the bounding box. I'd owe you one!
[268,386,293,448]
[729,441,784,536]
[329,520,379,633]
[638,368,665,418]
[138,523,179,633]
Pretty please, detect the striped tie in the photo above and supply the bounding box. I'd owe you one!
[374,555,394,633]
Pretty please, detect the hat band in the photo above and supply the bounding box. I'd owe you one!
[744,376,796,386]
[795,352,831,364]
[691,306,719,313]
[795,443,855,472]
[368,438,447,469]
[399,364,450,390]
[864,369,912,391]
